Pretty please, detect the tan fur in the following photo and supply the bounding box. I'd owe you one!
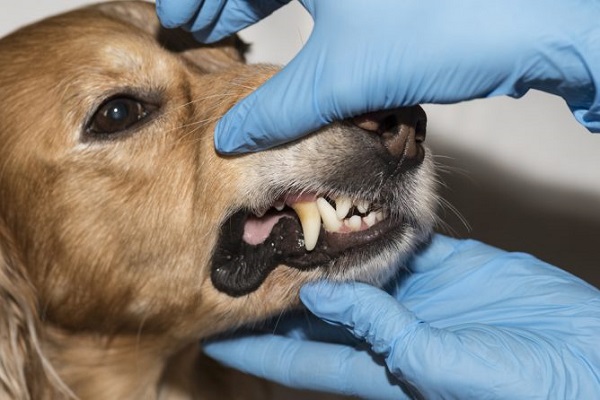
[0,1,437,398]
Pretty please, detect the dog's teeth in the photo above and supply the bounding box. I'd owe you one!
[356,200,370,214]
[335,196,352,220]
[274,200,285,211]
[375,211,385,222]
[316,198,342,232]
[363,212,377,228]
[346,215,362,231]
[290,201,321,251]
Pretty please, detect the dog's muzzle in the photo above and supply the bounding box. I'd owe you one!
[211,106,428,297]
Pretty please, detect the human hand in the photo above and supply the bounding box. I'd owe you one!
[156,0,600,153]
[156,0,291,43]
[204,235,600,399]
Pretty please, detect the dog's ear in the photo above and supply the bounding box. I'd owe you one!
[95,1,248,72]
[0,222,70,399]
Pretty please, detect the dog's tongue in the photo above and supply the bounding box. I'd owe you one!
[242,193,317,247]
[242,214,287,245]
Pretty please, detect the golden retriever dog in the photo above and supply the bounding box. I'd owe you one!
[0,1,437,399]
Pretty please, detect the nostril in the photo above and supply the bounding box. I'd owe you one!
[352,106,427,160]
[352,111,400,134]
[352,106,427,137]
[415,115,427,143]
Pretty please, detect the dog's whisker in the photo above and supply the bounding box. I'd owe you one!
[433,159,473,181]
[172,116,221,132]
[269,309,288,335]
[171,120,220,146]
[228,81,259,91]
[436,196,471,232]
[156,115,223,146]
[434,216,464,239]
[157,92,240,120]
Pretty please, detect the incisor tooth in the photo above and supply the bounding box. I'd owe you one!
[316,198,342,232]
[347,215,362,231]
[357,200,370,214]
[335,196,352,220]
[363,212,377,227]
[274,200,285,211]
[290,201,321,251]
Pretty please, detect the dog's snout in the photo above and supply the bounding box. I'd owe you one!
[352,106,427,161]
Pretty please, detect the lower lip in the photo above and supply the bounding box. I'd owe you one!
[320,216,401,255]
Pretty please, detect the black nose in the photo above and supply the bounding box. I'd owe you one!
[352,105,427,162]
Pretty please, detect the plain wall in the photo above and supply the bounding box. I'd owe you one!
[3,1,599,291]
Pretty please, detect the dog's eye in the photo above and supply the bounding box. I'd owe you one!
[87,97,155,137]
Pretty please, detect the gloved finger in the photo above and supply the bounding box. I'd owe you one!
[213,0,418,154]
[387,323,594,399]
[407,234,505,274]
[185,0,226,38]
[213,0,427,154]
[156,0,203,29]
[403,234,459,274]
[268,310,362,346]
[191,0,292,43]
[300,281,422,354]
[203,333,410,399]
[214,43,327,153]
[301,281,597,399]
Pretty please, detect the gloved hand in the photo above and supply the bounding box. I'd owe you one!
[204,235,600,399]
[157,0,600,153]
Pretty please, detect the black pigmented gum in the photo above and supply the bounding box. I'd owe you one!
[210,211,332,297]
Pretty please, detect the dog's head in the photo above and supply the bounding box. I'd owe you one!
[0,0,436,353]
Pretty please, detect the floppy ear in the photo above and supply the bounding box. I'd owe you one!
[0,222,70,399]
[95,1,248,71]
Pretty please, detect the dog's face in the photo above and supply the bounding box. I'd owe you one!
[0,1,436,342]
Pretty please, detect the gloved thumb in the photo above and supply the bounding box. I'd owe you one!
[300,281,422,356]
[214,39,331,154]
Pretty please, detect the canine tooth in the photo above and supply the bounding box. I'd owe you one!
[375,211,385,222]
[274,200,285,211]
[347,215,362,231]
[290,201,321,251]
[356,200,370,214]
[316,198,342,232]
[335,196,352,220]
[363,212,377,227]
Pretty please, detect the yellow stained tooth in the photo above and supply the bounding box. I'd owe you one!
[317,198,343,232]
[335,196,352,220]
[290,201,321,251]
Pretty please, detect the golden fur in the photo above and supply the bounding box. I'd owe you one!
[0,1,437,398]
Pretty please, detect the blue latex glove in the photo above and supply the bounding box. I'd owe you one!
[157,0,600,153]
[204,235,600,399]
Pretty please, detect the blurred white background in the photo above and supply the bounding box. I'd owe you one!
[3,1,599,288]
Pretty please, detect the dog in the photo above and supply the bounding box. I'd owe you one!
[0,1,437,399]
